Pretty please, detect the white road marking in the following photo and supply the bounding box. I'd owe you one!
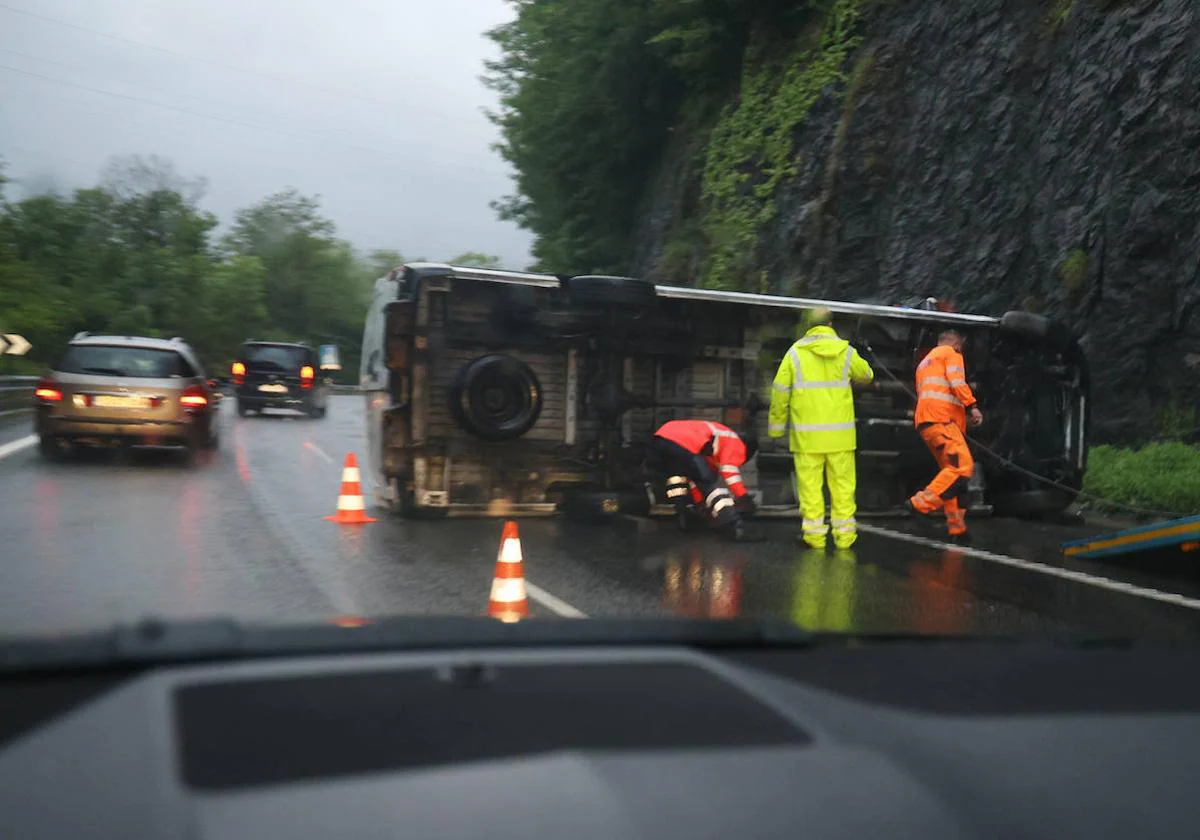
[0,407,32,419]
[525,581,588,618]
[860,523,1200,612]
[0,435,38,461]
[303,441,335,464]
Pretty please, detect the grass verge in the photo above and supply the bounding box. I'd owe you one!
[1083,443,1200,517]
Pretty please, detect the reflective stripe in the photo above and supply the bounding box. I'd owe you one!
[706,487,732,506]
[788,347,803,376]
[803,518,828,534]
[704,422,740,458]
[831,518,856,527]
[772,382,791,393]
[768,423,787,434]
[949,378,967,387]
[712,498,735,514]
[720,465,741,474]
[489,577,526,604]
[789,341,852,390]
[667,475,687,484]
[832,520,856,533]
[946,365,964,374]
[666,487,689,498]
[791,380,851,391]
[794,421,856,432]
[918,391,963,406]
[920,376,951,387]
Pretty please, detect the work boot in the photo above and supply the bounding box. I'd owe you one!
[676,506,707,533]
[904,498,937,520]
[949,531,972,546]
[796,533,826,550]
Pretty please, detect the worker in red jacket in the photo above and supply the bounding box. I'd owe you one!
[651,419,763,542]
[906,329,983,542]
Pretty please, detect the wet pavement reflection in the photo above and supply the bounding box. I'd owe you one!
[1,404,1200,643]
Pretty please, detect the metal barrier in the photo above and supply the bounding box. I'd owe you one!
[0,376,38,415]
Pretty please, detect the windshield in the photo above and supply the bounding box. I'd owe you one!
[2,0,1198,656]
[57,345,193,379]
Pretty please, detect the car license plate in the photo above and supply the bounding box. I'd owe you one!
[258,384,289,393]
[83,395,150,409]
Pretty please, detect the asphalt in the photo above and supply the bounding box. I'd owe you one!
[2,399,1200,643]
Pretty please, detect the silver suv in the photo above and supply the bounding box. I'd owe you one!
[34,334,219,460]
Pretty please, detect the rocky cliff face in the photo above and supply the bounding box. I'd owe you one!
[634,0,1200,444]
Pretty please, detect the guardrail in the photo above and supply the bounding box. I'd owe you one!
[0,375,38,415]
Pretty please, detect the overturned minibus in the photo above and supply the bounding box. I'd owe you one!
[360,264,1088,520]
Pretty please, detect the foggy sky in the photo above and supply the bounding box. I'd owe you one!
[0,0,534,267]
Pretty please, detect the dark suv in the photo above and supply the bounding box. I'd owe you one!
[232,341,328,418]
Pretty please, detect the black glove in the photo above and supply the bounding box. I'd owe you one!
[734,495,759,518]
[676,505,707,533]
[726,521,767,544]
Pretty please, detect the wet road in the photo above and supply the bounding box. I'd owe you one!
[2,398,1200,642]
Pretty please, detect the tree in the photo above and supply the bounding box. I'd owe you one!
[363,248,406,278]
[484,0,780,275]
[448,251,502,269]
[0,159,372,379]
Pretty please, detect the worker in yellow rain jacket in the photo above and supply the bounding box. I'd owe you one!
[768,308,874,549]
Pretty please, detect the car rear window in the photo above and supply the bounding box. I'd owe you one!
[56,345,195,378]
[240,344,309,371]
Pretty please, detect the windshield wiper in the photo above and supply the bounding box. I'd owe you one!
[80,366,127,376]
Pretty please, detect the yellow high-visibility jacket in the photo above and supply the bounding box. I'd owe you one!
[768,326,874,453]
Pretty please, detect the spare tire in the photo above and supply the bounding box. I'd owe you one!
[999,311,1052,339]
[565,275,658,307]
[450,355,543,441]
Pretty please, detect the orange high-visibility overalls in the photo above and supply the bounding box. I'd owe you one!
[909,345,976,536]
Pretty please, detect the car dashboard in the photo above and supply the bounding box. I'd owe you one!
[2,637,1198,839]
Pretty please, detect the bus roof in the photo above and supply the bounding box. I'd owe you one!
[392,263,1000,327]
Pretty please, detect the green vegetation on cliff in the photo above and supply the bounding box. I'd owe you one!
[698,0,864,289]
[486,0,871,282]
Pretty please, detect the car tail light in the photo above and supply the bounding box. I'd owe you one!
[300,365,315,390]
[231,361,246,386]
[35,378,63,402]
[180,386,208,409]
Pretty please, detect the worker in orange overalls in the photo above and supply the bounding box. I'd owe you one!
[906,329,983,543]
[651,419,763,542]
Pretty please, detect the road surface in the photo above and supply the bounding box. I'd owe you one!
[1,397,1199,642]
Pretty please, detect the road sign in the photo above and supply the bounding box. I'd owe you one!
[319,344,342,371]
[0,335,32,356]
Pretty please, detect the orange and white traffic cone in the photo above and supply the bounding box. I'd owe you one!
[487,521,529,622]
[324,453,377,524]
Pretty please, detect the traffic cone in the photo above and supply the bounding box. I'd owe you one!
[324,453,377,524]
[487,521,529,622]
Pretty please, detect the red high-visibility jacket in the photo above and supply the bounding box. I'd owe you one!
[655,420,749,498]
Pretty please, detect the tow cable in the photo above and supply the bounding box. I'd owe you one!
[861,347,1187,520]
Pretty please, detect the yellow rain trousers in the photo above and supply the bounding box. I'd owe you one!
[794,451,859,549]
